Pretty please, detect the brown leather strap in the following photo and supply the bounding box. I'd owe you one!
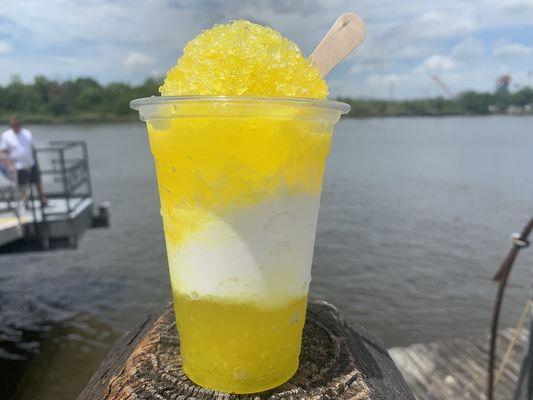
[488,217,533,400]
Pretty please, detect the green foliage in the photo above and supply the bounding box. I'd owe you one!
[0,76,532,123]
[457,91,492,114]
[339,86,533,117]
[513,87,533,106]
[0,76,161,123]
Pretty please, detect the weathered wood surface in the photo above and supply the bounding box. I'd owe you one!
[389,327,528,400]
[79,300,415,399]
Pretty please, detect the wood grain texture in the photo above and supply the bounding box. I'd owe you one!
[389,327,528,400]
[79,301,414,399]
[310,13,366,77]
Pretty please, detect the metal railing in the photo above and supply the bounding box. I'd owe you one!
[34,141,92,247]
[1,141,93,248]
[36,140,92,217]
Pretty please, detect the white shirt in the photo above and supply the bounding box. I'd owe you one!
[1,128,35,170]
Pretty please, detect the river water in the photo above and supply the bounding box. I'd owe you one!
[1,116,532,399]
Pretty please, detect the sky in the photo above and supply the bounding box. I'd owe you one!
[0,0,533,99]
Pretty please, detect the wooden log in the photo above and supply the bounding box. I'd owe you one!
[79,300,415,399]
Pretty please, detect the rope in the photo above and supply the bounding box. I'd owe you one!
[488,217,533,400]
[494,300,530,387]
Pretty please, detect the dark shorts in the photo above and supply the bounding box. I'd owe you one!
[17,165,41,186]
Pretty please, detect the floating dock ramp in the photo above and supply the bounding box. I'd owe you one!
[390,327,528,399]
[0,141,108,249]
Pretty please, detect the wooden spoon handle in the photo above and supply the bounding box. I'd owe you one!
[310,13,366,77]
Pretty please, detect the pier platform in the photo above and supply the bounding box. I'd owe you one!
[0,212,26,245]
[0,140,109,249]
[0,197,94,248]
[390,327,528,399]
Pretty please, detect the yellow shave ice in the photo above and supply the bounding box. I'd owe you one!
[145,20,340,393]
[160,20,328,98]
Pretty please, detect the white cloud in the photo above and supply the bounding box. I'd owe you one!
[399,45,434,59]
[451,37,485,61]
[0,41,12,54]
[414,55,456,74]
[349,58,393,76]
[480,0,533,26]
[493,42,533,57]
[413,11,477,39]
[0,0,533,97]
[367,73,409,85]
[123,52,155,68]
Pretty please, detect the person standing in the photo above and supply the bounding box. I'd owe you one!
[0,116,48,210]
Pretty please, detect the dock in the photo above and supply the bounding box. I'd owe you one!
[0,197,95,247]
[0,141,108,249]
[389,327,528,399]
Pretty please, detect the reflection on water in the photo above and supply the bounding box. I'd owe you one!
[0,117,532,399]
[13,313,117,400]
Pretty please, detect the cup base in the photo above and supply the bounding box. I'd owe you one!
[183,360,299,394]
[173,294,308,394]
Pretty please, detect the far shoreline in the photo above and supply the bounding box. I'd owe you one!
[2,76,531,124]
[2,112,532,125]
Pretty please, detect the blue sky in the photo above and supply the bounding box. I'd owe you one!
[1,0,533,98]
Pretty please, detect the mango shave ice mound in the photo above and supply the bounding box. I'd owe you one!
[160,20,328,98]
[140,20,346,393]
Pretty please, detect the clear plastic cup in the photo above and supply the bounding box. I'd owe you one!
[130,96,350,393]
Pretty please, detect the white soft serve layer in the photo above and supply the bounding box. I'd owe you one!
[166,194,320,306]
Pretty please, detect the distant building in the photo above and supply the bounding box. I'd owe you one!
[488,104,500,114]
[506,105,523,115]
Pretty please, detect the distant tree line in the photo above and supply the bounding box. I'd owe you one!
[0,75,160,123]
[1,75,532,123]
[340,87,533,117]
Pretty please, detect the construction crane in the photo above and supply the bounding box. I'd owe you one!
[431,74,453,98]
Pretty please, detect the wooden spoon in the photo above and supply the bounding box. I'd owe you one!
[310,13,366,77]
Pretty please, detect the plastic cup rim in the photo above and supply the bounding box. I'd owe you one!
[130,95,351,114]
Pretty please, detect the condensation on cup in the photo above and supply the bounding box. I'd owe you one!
[131,96,350,394]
